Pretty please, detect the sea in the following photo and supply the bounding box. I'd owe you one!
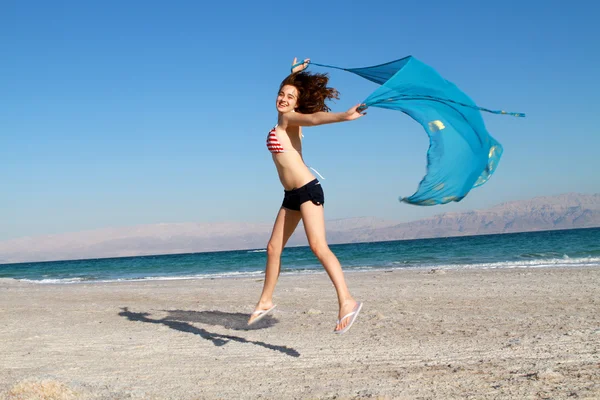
[1,227,598,284]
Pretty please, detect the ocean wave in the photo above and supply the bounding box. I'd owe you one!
[129,270,267,281]
[9,256,600,284]
[19,277,89,284]
[16,270,268,284]
[519,252,565,259]
[420,256,600,271]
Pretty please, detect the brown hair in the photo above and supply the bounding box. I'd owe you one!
[279,71,340,114]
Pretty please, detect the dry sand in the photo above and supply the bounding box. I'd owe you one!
[1,266,599,399]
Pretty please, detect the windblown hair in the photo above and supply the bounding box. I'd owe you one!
[279,71,340,114]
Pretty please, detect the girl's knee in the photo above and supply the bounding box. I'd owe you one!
[309,241,330,259]
[266,242,282,258]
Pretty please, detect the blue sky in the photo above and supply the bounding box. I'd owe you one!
[2,0,599,241]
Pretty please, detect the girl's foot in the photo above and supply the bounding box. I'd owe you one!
[335,300,362,334]
[248,301,276,325]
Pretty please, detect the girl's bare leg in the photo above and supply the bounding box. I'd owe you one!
[300,201,358,332]
[248,207,301,324]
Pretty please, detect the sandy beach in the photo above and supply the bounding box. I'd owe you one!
[1,266,599,399]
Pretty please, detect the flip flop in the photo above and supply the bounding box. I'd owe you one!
[334,302,363,335]
[248,305,277,325]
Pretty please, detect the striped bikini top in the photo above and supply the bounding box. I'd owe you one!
[266,125,324,179]
[266,126,285,153]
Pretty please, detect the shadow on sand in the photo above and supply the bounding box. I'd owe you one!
[160,309,279,330]
[118,307,299,358]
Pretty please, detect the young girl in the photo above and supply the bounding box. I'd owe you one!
[248,58,366,334]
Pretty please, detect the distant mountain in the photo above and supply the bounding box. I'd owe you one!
[1,193,598,264]
[325,193,600,243]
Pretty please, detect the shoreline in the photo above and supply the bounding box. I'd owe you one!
[3,259,600,285]
[2,266,599,399]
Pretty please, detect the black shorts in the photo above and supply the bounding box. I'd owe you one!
[282,179,325,211]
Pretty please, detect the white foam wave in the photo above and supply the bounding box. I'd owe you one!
[19,277,88,284]
[17,270,268,284]
[127,270,266,282]
[414,256,600,271]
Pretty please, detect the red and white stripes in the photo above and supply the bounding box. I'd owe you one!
[266,127,285,153]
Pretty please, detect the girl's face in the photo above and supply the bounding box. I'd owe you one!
[276,85,299,113]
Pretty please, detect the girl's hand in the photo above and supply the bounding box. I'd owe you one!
[292,57,310,73]
[345,104,367,120]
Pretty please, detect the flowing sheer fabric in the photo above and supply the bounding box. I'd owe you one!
[301,56,524,205]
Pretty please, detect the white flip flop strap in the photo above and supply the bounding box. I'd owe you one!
[251,305,276,316]
[336,311,356,325]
